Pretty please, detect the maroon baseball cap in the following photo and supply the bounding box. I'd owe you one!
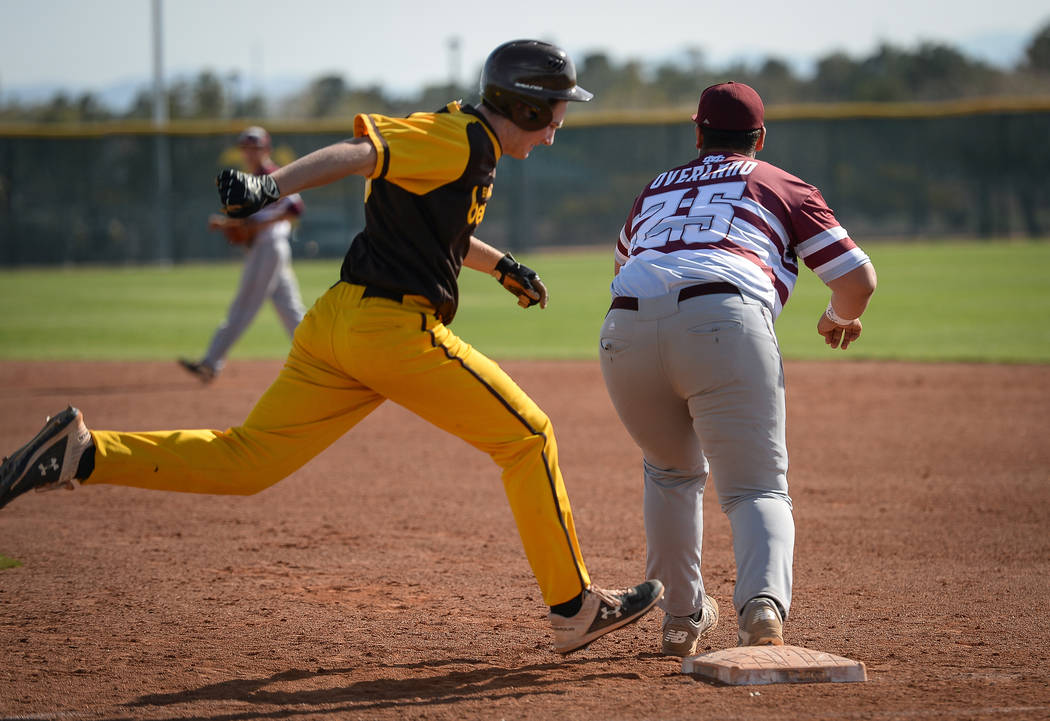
[692,82,765,131]
[237,126,271,148]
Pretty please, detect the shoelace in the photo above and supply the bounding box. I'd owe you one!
[588,585,626,610]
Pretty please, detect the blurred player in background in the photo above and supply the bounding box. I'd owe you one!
[179,126,307,383]
[600,82,877,655]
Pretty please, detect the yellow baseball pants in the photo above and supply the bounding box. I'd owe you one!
[85,282,591,605]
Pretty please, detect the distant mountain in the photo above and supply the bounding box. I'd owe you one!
[1,73,313,112]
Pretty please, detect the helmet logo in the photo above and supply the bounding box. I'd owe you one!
[514,82,546,91]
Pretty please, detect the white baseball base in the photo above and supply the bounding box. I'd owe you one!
[681,645,868,685]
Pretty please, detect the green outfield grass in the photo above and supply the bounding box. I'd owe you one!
[0,241,1047,363]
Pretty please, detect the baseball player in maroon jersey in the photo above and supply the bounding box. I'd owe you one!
[179,126,307,383]
[599,82,877,655]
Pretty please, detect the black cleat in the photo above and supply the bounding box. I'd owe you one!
[549,580,664,654]
[0,406,92,509]
[178,358,216,383]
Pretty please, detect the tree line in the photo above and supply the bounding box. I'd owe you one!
[3,22,1049,124]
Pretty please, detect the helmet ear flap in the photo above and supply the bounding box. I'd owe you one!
[509,99,552,132]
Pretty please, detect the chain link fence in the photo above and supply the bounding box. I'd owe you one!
[1,100,1047,266]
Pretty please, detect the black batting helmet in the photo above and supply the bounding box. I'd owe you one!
[480,39,593,131]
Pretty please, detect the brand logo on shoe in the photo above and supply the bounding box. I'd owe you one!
[665,630,689,643]
[38,457,59,476]
[600,605,623,620]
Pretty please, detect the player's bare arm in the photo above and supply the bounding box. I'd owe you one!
[463,235,506,274]
[817,261,878,350]
[219,138,378,218]
[465,235,549,309]
[271,137,378,194]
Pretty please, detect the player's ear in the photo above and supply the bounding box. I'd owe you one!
[695,125,703,150]
[756,126,766,152]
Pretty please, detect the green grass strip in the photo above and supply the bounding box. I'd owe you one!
[0,241,1047,363]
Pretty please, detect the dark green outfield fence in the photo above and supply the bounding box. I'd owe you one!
[1,98,1048,266]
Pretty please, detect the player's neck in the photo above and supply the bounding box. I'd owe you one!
[477,104,510,150]
[698,147,756,158]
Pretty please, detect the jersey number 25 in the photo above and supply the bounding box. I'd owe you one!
[631,180,746,253]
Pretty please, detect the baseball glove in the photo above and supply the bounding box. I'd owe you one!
[208,214,258,247]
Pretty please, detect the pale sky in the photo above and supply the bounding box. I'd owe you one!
[2,0,1048,104]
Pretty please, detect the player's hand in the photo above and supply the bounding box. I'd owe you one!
[493,253,548,309]
[817,313,862,350]
[216,169,280,218]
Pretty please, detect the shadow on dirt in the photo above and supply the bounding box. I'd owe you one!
[113,656,644,719]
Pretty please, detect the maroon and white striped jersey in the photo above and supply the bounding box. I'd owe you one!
[612,151,870,319]
[251,159,304,243]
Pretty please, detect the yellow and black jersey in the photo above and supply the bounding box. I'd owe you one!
[339,101,501,323]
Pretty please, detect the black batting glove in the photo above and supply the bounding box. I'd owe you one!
[216,169,281,218]
[494,253,548,309]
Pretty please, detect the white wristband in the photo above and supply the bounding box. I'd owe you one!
[824,301,855,325]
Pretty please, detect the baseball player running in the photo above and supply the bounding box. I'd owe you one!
[599,82,877,655]
[0,40,662,656]
[179,126,307,383]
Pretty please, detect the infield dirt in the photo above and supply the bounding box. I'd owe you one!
[1,359,1048,720]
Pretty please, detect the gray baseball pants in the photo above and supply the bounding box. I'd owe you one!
[599,290,793,621]
[203,235,305,372]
